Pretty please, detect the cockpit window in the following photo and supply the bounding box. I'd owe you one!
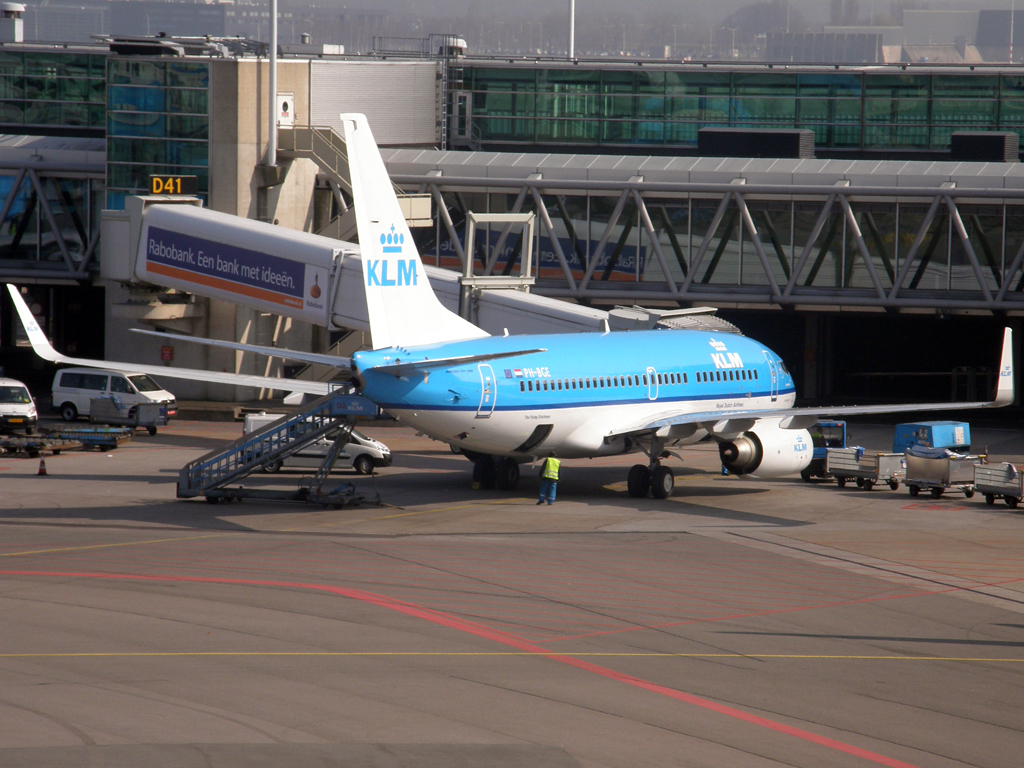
[778,360,791,376]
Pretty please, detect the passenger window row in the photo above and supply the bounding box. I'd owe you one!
[516,367,759,393]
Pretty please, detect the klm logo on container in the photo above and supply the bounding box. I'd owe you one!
[366,225,417,287]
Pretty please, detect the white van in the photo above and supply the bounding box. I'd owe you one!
[51,367,177,422]
[243,412,392,475]
[0,378,38,434]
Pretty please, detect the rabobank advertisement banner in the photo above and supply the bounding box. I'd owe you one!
[142,226,329,323]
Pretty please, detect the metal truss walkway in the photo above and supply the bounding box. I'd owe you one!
[382,150,1024,313]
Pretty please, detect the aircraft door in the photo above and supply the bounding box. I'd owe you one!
[762,352,778,402]
[646,366,658,400]
[476,363,496,417]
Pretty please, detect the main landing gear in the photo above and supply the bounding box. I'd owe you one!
[626,436,675,499]
[470,455,520,491]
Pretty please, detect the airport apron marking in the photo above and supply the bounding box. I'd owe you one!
[0,569,923,768]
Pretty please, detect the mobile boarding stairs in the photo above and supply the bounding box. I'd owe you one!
[178,390,378,506]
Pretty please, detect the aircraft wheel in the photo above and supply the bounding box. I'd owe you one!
[800,468,812,482]
[495,458,520,491]
[60,403,78,422]
[472,456,497,490]
[1007,496,1019,509]
[354,455,375,475]
[651,466,674,499]
[930,487,944,499]
[627,464,651,498]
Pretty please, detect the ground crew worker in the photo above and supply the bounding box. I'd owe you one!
[537,452,561,505]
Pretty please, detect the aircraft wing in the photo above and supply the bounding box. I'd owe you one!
[610,327,1015,438]
[130,328,349,369]
[6,284,331,396]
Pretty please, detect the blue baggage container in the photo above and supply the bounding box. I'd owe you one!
[893,421,970,454]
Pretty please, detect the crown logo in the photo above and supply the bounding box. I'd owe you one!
[381,224,404,253]
[709,339,727,351]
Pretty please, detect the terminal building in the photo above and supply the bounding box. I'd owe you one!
[0,22,1020,406]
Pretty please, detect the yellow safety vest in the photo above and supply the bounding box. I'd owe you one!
[542,457,561,480]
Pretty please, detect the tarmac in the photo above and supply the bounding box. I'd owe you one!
[1,414,1023,768]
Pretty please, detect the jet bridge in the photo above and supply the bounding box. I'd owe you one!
[100,197,611,338]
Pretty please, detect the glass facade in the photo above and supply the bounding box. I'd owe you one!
[105,58,210,209]
[0,50,106,133]
[457,65,1024,153]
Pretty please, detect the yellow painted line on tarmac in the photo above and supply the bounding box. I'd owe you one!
[0,533,227,558]
[1,651,1021,662]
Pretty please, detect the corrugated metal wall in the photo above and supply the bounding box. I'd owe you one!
[310,61,438,146]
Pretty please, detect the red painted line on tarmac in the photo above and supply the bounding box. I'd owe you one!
[1,569,921,768]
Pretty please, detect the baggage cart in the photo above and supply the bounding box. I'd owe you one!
[904,448,979,499]
[47,426,134,450]
[825,448,905,490]
[973,462,1024,509]
[89,397,168,435]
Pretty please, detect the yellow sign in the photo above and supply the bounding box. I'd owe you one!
[149,175,198,195]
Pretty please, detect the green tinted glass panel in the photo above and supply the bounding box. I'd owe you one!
[933,75,997,97]
[733,97,796,122]
[0,100,23,123]
[0,75,23,99]
[108,112,166,137]
[25,77,58,101]
[798,73,861,97]
[167,89,208,114]
[470,67,535,87]
[167,114,209,140]
[167,62,209,88]
[89,79,105,103]
[932,98,996,124]
[25,101,63,125]
[62,102,89,126]
[864,74,929,97]
[667,72,730,96]
[108,59,165,86]
[0,50,23,74]
[107,137,166,164]
[733,73,796,96]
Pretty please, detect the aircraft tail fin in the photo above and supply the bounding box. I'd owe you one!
[993,327,1015,406]
[341,113,488,350]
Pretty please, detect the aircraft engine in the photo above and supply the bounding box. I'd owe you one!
[717,420,812,478]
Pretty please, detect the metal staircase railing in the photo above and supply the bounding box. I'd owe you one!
[177,390,376,499]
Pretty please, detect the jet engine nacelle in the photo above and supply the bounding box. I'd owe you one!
[718,420,813,478]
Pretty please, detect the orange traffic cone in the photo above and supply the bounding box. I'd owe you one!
[37,458,47,476]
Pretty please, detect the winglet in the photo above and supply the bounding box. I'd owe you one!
[992,327,1015,406]
[6,283,66,363]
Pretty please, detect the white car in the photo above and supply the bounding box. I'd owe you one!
[0,378,38,434]
[243,413,392,475]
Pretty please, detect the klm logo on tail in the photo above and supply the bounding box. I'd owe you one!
[367,224,418,287]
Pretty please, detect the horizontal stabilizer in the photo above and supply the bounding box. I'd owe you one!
[369,348,546,378]
[6,284,330,396]
[131,328,350,369]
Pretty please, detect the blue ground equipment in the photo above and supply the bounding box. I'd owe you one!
[893,421,970,454]
[801,420,847,481]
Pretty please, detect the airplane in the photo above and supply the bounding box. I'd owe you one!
[6,113,1016,499]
